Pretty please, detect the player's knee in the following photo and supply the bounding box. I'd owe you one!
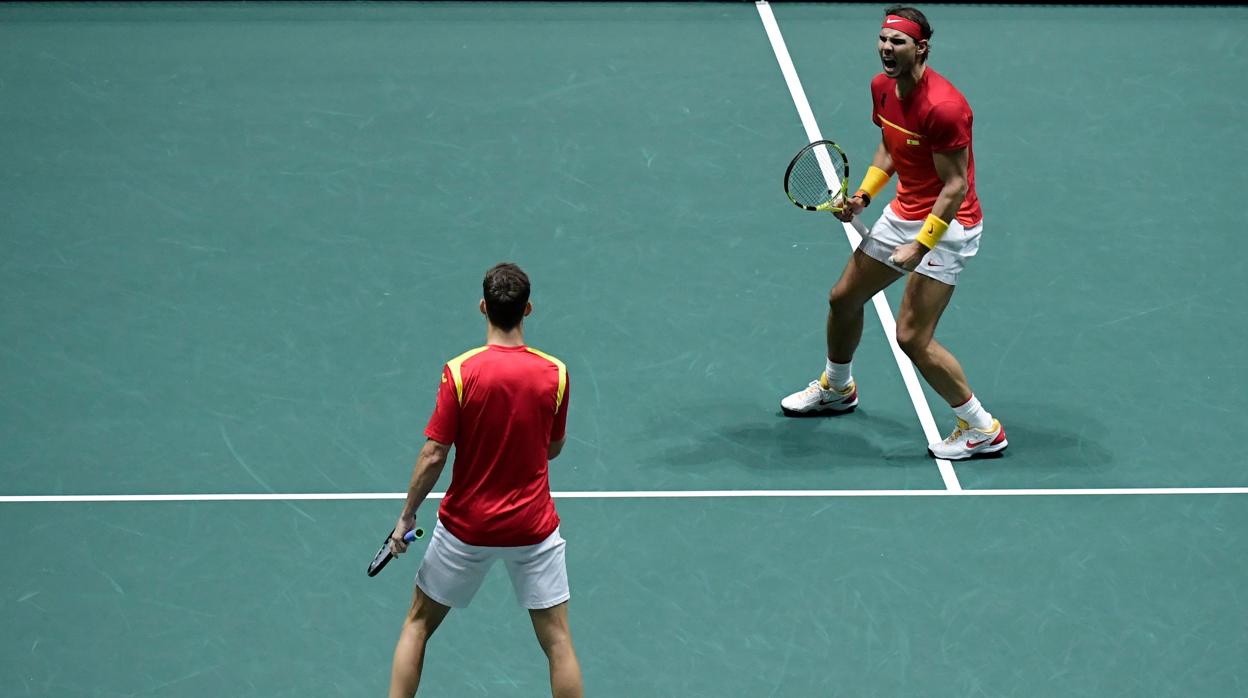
[533,615,574,656]
[896,327,928,359]
[537,629,575,659]
[404,611,439,639]
[402,616,434,646]
[403,599,445,640]
[828,287,856,315]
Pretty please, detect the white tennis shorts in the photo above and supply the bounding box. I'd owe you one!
[415,521,570,610]
[859,204,983,286]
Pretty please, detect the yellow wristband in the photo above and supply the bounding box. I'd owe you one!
[855,165,892,200]
[915,214,950,250]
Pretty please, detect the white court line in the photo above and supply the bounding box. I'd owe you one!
[2,488,1247,503]
[755,1,961,491]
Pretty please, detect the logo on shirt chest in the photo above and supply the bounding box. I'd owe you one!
[878,115,925,148]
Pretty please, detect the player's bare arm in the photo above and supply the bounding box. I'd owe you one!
[835,137,895,222]
[548,437,566,460]
[391,438,451,554]
[928,146,969,220]
[890,146,968,271]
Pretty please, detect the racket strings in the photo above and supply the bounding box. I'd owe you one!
[787,144,848,209]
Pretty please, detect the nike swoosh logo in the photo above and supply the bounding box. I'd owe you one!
[885,19,903,24]
[926,260,942,267]
[965,439,988,448]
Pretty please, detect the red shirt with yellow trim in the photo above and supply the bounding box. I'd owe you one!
[870,67,982,226]
[424,344,568,546]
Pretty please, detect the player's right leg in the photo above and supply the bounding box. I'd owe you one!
[503,528,582,697]
[781,247,901,415]
[530,602,583,698]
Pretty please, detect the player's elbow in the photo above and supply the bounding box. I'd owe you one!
[422,439,452,467]
[945,177,968,198]
[547,437,566,460]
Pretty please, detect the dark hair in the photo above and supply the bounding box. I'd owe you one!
[883,5,933,62]
[482,262,530,331]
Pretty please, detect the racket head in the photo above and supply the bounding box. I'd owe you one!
[783,140,850,212]
[367,540,393,577]
[366,527,426,577]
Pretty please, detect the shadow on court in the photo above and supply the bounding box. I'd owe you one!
[643,402,933,473]
[951,401,1119,489]
[637,398,1117,486]
[973,401,1115,465]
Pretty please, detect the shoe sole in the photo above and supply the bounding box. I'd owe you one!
[927,441,1009,461]
[781,403,857,418]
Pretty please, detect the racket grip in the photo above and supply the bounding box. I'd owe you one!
[403,528,425,542]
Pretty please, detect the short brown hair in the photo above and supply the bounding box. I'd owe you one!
[883,5,933,62]
[482,262,530,331]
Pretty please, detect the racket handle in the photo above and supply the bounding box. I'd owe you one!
[403,527,425,542]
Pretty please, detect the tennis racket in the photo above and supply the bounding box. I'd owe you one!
[366,526,425,577]
[783,140,850,213]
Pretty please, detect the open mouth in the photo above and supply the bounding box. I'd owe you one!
[881,56,898,71]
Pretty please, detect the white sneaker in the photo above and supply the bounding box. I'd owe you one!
[780,373,858,416]
[927,418,1008,460]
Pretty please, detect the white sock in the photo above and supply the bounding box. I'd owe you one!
[953,394,993,431]
[824,359,853,391]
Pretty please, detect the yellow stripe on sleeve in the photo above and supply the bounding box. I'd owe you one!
[446,346,490,405]
[524,347,567,412]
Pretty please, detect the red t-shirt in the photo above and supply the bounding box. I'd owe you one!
[424,344,568,546]
[870,67,982,226]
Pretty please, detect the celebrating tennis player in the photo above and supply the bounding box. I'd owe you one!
[780,6,1007,460]
[386,263,583,697]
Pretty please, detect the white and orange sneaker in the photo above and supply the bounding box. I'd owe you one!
[780,373,858,416]
[927,418,1008,460]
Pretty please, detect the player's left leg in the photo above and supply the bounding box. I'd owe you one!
[896,272,1007,460]
[389,585,451,697]
[391,522,494,695]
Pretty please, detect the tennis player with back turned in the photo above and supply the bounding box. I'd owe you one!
[386,263,583,698]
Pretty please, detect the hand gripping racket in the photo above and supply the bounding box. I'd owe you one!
[783,140,850,213]
[366,526,425,577]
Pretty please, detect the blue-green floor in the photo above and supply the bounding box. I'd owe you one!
[3,3,1246,696]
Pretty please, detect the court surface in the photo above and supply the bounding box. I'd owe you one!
[2,3,1246,696]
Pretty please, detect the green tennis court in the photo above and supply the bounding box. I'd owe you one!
[3,3,1245,696]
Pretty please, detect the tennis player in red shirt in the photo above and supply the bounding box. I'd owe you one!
[781,5,1007,460]
[386,263,583,698]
